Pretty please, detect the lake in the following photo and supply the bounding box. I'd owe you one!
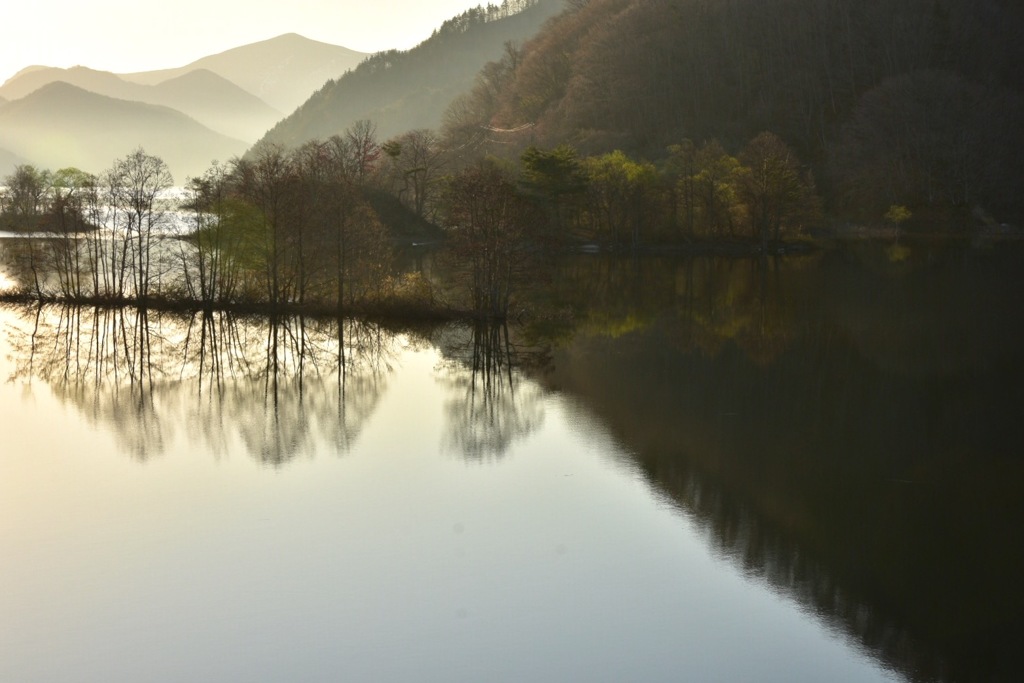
[1,241,1022,682]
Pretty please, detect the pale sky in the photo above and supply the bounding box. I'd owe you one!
[0,0,485,85]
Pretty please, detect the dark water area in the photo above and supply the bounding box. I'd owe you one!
[531,243,1024,682]
[1,241,1021,682]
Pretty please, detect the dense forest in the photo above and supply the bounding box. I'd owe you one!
[3,0,1024,319]
[260,0,1024,231]
[444,0,1024,227]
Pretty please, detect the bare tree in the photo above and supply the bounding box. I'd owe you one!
[108,148,173,301]
[232,145,300,306]
[343,120,381,186]
[442,162,539,318]
[737,132,819,249]
[382,129,446,220]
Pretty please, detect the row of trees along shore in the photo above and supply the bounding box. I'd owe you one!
[0,123,824,319]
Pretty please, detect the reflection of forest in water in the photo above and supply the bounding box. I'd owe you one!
[4,244,1023,682]
[533,247,1024,683]
[434,321,550,461]
[5,306,396,464]
[3,304,551,465]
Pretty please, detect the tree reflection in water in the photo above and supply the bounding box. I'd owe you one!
[6,304,394,464]
[16,305,168,459]
[4,245,1020,682]
[536,249,1024,683]
[436,321,550,460]
[4,303,556,464]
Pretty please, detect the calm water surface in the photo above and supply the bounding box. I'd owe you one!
[1,242,1022,682]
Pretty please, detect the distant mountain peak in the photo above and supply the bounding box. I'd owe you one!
[3,64,49,85]
[261,33,340,46]
[25,80,91,99]
[271,32,312,41]
[256,0,563,149]
[119,34,368,113]
[0,32,374,178]
[0,79,248,179]
[14,80,169,114]
[0,65,132,102]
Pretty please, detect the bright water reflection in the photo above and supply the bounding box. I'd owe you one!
[3,242,1022,682]
[0,303,901,683]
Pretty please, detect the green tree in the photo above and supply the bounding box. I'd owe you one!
[583,150,658,249]
[50,168,96,233]
[519,144,587,238]
[692,141,741,238]
[664,140,698,238]
[1,165,51,231]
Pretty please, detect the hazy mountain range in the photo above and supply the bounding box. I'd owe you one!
[257,0,563,148]
[0,1,556,183]
[3,0,1022,224]
[0,82,249,181]
[0,66,282,142]
[0,33,368,181]
[120,33,366,113]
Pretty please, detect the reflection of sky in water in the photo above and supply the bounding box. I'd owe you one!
[0,307,898,683]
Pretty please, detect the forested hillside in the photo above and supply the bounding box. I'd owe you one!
[255,0,563,148]
[448,0,1024,225]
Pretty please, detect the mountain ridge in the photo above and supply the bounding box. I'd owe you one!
[0,32,370,179]
[0,82,247,180]
[0,64,281,142]
[120,33,368,113]
[255,0,562,150]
